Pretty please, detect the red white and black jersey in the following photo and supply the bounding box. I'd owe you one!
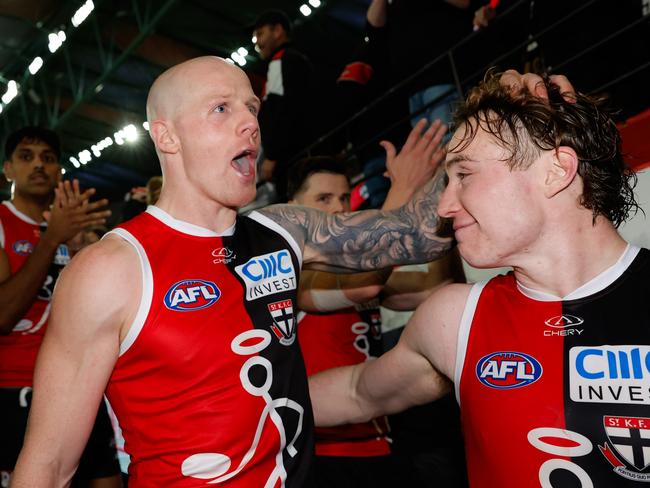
[297,303,390,457]
[456,245,650,487]
[0,201,70,387]
[105,207,313,487]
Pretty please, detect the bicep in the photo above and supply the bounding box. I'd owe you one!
[19,243,134,476]
[356,325,450,416]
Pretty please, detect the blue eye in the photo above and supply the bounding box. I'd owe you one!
[214,104,226,113]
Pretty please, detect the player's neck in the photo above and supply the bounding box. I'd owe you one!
[154,192,238,234]
[513,219,628,299]
[11,192,52,223]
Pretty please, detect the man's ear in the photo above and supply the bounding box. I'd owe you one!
[150,120,179,155]
[544,146,578,198]
[3,160,14,182]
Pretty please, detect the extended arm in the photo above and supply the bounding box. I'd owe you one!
[258,119,451,273]
[296,119,448,311]
[11,237,138,487]
[310,282,471,426]
[0,182,109,334]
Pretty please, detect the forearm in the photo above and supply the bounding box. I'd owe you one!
[260,171,453,273]
[310,363,376,427]
[445,0,470,9]
[298,268,392,311]
[0,239,59,334]
[366,0,388,27]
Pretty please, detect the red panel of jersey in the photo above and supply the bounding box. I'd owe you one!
[0,202,69,387]
[298,306,390,457]
[457,246,650,487]
[105,207,313,487]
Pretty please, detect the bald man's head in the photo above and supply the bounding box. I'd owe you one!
[146,56,247,124]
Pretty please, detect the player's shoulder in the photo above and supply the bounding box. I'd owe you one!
[422,282,474,314]
[58,235,139,294]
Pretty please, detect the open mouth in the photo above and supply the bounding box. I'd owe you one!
[231,150,255,177]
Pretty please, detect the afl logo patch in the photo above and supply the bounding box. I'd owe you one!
[164,279,221,311]
[476,351,543,389]
[12,240,33,255]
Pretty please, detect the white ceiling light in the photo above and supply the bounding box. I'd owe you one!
[299,4,312,16]
[251,36,257,44]
[237,47,248,57]
[1,80,19,104]
[48,30,66,53]
[28,57,44,75]
[78,150,91,165]
[142,121,149,131]
[123,124,138,142]
[71,0,95,28]
[308,0,321,7]
[69,156,81,168]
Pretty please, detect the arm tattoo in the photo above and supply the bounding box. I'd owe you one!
[259,174,453,272]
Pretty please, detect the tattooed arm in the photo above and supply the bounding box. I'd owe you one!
[258,169,452,272]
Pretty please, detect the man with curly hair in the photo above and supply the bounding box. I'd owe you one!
[310,71,649,487]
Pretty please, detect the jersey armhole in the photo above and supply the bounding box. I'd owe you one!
[248,210,303,268]
[454,280,488,406]
[105,228,153,356]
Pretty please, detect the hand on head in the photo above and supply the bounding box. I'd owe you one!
[499,69,576,103]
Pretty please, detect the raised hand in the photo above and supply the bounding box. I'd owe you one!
[42,180,111,247]
[381,118,447,209]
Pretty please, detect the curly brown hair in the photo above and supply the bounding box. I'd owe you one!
[449,73,639,228]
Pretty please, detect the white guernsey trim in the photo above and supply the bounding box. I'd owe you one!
[106,228,154,356]
[516,244,640,301]
[248,211,303,268]
[2,201,40,225]
[146,205,235,237]
[454,280,488,406]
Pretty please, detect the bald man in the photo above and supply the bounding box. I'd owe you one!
[10,57,451,487]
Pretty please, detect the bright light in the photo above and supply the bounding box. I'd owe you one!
[71,0,94,27]
[299,4,312,16]
[28,57,43,75]
[123,124,138,142]
[114,130,124,145]
[69,156,81,168]
[252,36,257,44]
[0,104,3,115]
[48,30,66,53]
[91,144,100,157]
[78,150,91,165]
[142,121,149,131]
[308,0,321,7]
[1,80,19,104]
[61,168,66,174]
[225,58,235,64]
[230,52,246,66]
[237,47,248,56]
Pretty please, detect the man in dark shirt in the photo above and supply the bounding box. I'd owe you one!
[253,9,314,201]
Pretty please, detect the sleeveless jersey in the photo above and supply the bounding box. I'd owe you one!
[0,201,69,387]
[456,245,650,487]
[105,207,313,487]
[297,302,390,457]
